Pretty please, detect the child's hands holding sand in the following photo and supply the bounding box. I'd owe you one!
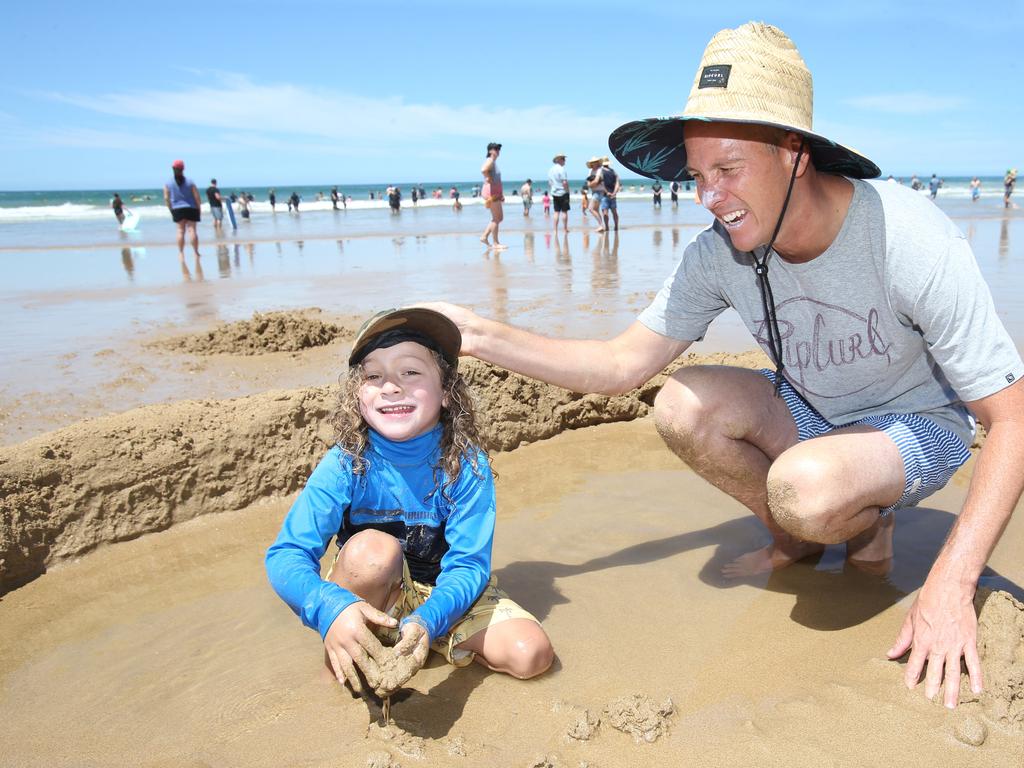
[323,601,397,694]
[370,620,431,699]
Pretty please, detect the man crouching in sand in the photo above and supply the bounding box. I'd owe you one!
[425,22,1024,710]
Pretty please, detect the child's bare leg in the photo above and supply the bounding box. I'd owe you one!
[457,619,554,679]
[322,530,404,684]
[326,529,404,611]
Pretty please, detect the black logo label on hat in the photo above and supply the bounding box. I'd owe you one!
[698,64,731,89]
[1007,373,1016,383]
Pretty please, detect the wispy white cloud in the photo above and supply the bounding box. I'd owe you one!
[842,92,967,114]
[42,73,625,147]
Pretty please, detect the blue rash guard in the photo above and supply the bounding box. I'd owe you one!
[265,424,495,644]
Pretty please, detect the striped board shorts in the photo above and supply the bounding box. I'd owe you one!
[758,369,972,515]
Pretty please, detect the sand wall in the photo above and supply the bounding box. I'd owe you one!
[0,353,769,594]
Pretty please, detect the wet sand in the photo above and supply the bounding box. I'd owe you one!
[2,217,1024,766]
[1,419,1022,767]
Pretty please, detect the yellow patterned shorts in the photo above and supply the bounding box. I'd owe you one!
[378,559,540,667]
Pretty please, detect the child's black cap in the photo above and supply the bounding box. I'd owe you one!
[349,307,461,367]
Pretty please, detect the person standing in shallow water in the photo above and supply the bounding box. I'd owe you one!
[520,179,533,217]
[480,142,506,249]
[111,193,125,225]
[163,159,202,261]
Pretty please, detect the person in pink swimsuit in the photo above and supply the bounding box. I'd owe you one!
[480,142,506,249]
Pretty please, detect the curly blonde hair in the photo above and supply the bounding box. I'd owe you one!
[331,349,492,499]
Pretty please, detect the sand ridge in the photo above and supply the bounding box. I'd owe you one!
[0,346,770,594]
[149,308,356,356]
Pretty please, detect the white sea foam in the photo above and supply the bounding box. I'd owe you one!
[0,183,1008,224]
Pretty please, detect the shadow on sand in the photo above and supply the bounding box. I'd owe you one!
[493,505,1022,633]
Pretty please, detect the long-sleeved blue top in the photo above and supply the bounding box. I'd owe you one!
[265,425,495,643]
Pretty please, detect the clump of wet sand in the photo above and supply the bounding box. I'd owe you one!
[373,646,421,699]
[603,694,674,743]
[959,588,1024,730]
[151,309,355,355]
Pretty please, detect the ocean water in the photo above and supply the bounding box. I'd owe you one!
[0,176,1015,251]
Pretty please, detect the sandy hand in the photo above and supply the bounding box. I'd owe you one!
[374,622,429,698]
[324,602,396,694]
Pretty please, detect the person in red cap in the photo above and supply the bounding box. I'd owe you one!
[163,159,203,261]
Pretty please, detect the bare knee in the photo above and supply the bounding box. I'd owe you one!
[653,366,734,458]
[480,624,554,680]
[767,452,846,544]
[332,529,404,598]
[502,629,554,680]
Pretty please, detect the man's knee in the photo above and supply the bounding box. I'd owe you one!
[766,451,847,544]
[653,366,729,452]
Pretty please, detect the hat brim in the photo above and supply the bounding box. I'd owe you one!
[608,117,879,182]
[349,307,461,366]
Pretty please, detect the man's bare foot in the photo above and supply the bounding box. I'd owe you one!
[480,237,490,245]
[846,512,895,576]
[492,243,508,250]
[722,537,825,579]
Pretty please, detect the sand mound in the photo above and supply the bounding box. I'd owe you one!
[961,589,1024,729]
[152,309,354,355]
[603,694,675,743]
[0,351,770,594]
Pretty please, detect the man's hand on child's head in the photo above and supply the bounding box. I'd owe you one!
[324,602,398,694]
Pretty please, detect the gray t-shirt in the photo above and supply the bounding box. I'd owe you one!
[639,178,1024,446]
[548,164,569,197]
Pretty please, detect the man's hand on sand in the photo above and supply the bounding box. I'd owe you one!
[886,575,982,708]
[324,602,397,694]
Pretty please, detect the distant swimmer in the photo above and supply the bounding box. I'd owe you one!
[928,174,941,200]
[111,193,126,225]
[268,188,277,212]
[289,191,301,212]
[520,179,533,216]
[163,159,202,261]
[970,177,981,202]
[1005,168,1017,209]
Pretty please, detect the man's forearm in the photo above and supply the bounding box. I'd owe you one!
[462,316,679,395]
[928,421,1024,589]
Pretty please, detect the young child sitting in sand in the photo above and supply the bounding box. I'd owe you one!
[266,308,554,697]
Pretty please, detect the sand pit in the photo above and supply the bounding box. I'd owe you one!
[0,350,771,593]
[1,418,1022,767]
[150,309,355,355]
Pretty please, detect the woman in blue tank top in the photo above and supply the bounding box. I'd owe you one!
[162,159,203,262]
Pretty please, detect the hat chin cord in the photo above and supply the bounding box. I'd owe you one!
[749,138,806,396]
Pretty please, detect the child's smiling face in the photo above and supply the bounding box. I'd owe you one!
[358,341,445,442]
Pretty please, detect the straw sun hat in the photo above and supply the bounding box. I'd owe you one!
[608,22,879,181]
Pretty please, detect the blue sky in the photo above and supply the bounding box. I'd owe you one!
[3,0,1021,189]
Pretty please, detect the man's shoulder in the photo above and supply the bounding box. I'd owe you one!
[862,178,962,240]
